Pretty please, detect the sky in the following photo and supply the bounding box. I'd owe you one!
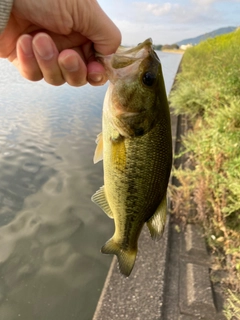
[98,0,240,45]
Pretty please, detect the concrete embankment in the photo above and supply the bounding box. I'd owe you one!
[93,59,226,320]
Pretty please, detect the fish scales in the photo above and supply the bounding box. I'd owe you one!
[92,39,172,276]
[104,121,171,226]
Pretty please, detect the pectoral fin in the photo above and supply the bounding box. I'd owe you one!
[93,132,103,164]
[147,194,167,241]
[91,186,113,219]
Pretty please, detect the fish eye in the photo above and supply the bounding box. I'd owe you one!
[142,72,156,87]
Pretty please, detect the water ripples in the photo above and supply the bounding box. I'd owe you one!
[0,53,182,320]
[0,60,113,320]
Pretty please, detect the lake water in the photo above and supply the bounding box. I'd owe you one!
[0,51,182,320]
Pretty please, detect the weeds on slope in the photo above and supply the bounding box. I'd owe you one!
[169,29,240,316]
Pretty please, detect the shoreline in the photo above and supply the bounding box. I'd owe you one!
[162,49,185,54]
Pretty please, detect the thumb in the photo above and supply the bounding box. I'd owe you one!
[73,0,121,55]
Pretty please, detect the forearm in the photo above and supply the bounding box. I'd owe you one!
[0,0,14,33]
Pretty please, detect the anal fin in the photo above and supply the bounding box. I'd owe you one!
[91,186,113,219]
[147,194,167,241]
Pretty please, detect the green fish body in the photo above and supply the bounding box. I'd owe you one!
[92,39,172,277]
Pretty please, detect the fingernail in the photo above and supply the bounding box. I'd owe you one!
[19,36,34,57]
[61,55,79,72]
[33,34,54,60]
[88,73,103,83]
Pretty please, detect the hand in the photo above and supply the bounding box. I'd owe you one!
[0,0,121,86]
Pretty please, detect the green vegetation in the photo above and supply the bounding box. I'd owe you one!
[169,29,240,317]
[153,44,179,51]
[153,44,163,51]
[224,290,240,320]
[162,44,179,50]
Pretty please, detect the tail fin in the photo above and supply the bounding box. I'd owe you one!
[101,238,137,277]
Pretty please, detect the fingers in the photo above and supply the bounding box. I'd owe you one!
[58,49,87,87]
[17,33,65,85]
[16,35,43,81]
[16,33,107,87]
[74,0,122,55]
[87,60,107,86]
[82,41,108,86]
[17,33,89,86]
[32,33,65,86]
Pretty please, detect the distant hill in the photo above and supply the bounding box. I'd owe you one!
[176,26,237,46]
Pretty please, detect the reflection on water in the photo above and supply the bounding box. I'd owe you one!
[0,52,182,320]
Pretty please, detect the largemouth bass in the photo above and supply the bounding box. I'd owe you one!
[92,39,172,277]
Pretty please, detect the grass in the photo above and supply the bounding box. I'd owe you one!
[169,29,240,316]
[224,290,240,320]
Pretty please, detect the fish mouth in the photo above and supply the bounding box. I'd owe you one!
[96,38,153,61]
[111,38,153,64]
[95,38,154,83]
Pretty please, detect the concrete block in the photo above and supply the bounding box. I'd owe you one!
[185,224,206,252]
[162,223,181,320]
[181,224,209,264]
[179,315,203,320]
[179,261,216,319]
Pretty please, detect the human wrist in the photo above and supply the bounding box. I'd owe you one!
[0,0,14,33]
